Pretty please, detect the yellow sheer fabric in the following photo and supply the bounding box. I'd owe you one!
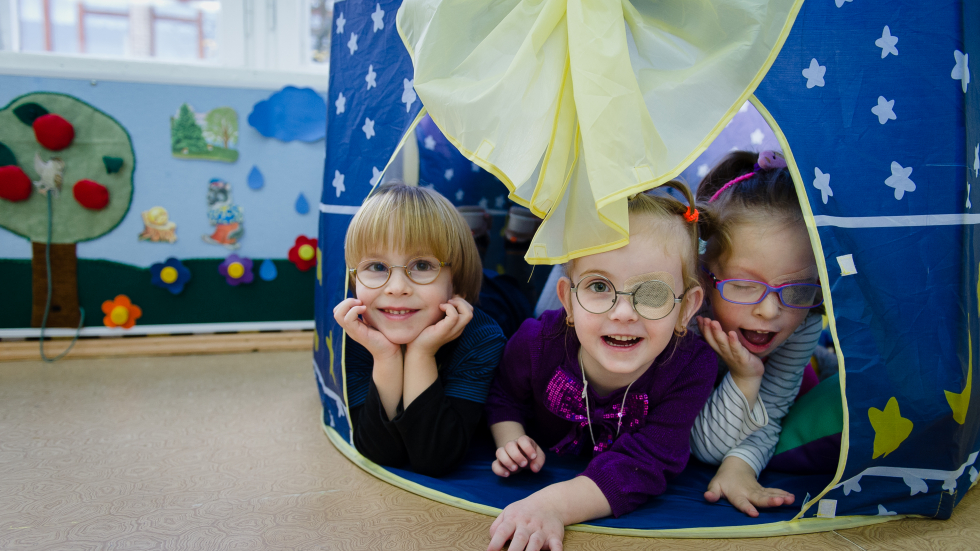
[397,0,802,264]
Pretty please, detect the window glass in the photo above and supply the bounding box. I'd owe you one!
[16,0,219,61]
[310,0,332,64]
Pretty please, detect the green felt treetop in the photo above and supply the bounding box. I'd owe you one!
[0,92,135,244]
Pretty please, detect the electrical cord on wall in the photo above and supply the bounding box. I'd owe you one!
[39,192,84,362]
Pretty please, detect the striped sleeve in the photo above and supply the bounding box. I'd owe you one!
[725,313,824,474]
[442,308,507,403]
[690,370,770,465]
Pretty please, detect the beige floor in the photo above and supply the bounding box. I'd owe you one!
[1,351,978,550]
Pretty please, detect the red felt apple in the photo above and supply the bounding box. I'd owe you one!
[33,114,75,151]
[73,179,109,210]
[0,165,32,202]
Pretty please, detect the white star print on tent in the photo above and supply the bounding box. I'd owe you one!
[335,92,346,115]
[478,197,489,209]
[750,128,764,145]
[335,12,345,34]
[402,79,417,112]
[835,0,852,7]
[445,168,454,181]
[876,505,897,516]
[362,118,375,139]
[813,167,833,204]
[370,167,382,186]
[455,189,464,201]
[952,50,970,93]
[372,4,385,32]
[423,135,436,150]
[495,196,505,208]
[332,170,345,197]
[365,65,377,89]
[697,164,709,177]
[875,26,898,58]
[471,162,480,172]
[347,33,358,55]
[871,97,896,124]
[803,59,826,88]
[885,161,915,200]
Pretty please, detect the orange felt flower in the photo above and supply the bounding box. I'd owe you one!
[101,294,143,329]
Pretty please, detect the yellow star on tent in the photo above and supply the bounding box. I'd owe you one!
[325,330,337,385]
[313,327,319,353]
[868,397,913,459]
[946,368,972,424]
[316,246,323,285]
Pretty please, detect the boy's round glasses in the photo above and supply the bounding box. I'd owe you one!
[350,257,450,288]
[705,270,823,309]
[570,274,684,321]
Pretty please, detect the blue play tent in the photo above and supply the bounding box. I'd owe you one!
[313,0,979,536]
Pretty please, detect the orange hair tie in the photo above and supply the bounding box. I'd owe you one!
[683,206,699,223]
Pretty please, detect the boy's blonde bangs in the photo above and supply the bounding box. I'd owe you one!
[345,185,482,303]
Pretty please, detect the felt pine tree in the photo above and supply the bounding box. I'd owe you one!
[171,103,208,155]
[0,93,135,327]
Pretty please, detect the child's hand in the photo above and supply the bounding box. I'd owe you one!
[704,456,795,517]
[408,296,473,356]
[487,494,565,551]
[697,316,765,404]
[333,298,401,361]
[492,435,546,477]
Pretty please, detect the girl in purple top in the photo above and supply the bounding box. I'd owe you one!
[485,182,718,551]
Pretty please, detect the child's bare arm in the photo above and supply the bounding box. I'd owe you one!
[704,456,794,517]
[487,477,611,551]
[490,421,546,476]
[697,316,764,407]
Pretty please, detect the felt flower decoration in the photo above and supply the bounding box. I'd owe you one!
[102,295,142,329]
[218,254,254,286]
[288,235,318,272]
[150,257,191,295]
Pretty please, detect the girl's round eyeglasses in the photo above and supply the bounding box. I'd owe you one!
[570,274,684,320]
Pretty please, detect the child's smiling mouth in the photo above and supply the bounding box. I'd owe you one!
[740,328,776,350]
[602,335,643,348]
[380,308,419,319]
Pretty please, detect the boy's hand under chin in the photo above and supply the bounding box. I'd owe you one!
[333,298,401,361]
[407,296,473,357]
[704,456,795,517]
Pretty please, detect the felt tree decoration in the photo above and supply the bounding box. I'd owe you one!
[101,294,142,329]
[0,93,135,328]
[288,235,318,271]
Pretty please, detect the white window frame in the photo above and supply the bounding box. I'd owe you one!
[0,0,330,90]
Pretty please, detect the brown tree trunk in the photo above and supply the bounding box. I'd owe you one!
[31,242,81,328]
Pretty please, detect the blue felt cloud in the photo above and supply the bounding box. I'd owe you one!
[248,86,327,142]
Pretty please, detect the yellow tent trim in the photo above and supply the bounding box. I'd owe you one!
[750,96,852,521]
[323,421,909,538]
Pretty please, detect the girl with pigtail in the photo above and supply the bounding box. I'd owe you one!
[484,182,718,551]
[690,150,825,517]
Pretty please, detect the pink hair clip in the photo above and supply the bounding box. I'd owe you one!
[708,150,787,203]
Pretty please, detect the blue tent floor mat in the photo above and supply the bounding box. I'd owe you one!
[322,424,909,537]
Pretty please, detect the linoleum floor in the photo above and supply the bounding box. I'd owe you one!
[1,351,978,550]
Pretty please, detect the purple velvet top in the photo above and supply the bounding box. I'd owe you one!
[485,309,717,517]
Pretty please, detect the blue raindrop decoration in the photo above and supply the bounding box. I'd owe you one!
[259,259,278,281]
[295,192,310,215]
[247,166,264,189]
